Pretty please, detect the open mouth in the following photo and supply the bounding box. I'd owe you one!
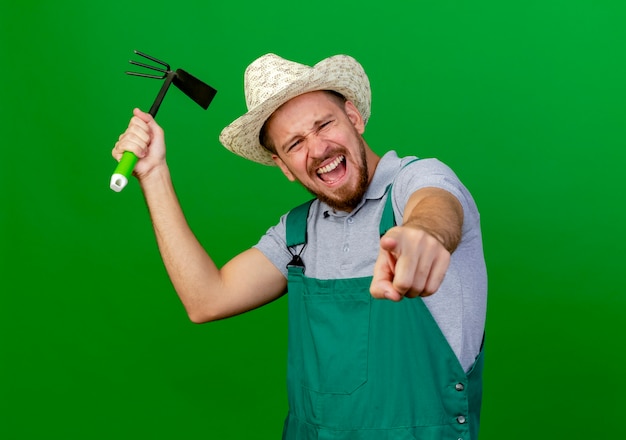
[316,155,346,184]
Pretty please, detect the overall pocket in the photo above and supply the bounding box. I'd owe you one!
[299,277,371,394]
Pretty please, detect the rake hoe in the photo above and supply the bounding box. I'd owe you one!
[110,50,217,192]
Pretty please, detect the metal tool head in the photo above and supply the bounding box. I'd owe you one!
[173,68,217,110]
[125,50,217,116]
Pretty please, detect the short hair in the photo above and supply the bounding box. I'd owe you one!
[259,90,347,154]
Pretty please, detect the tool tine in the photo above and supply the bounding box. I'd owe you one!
[128,60,168,74]
[125,50,171,79]
[132,50,170,70]
[125,71,167,79]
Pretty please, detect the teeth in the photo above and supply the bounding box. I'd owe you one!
[316,155,344,174]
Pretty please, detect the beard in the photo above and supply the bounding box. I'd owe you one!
[301,137,370,212]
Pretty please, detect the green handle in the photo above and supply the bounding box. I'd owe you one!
[110,151,139,192]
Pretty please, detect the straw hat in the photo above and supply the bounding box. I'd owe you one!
[219,53,371,166]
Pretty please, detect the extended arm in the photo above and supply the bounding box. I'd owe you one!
[370,187,463,301]
[113,109,286,322]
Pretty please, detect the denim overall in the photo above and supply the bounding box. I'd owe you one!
[282,183,484,440]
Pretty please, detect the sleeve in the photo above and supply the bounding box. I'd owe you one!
[391,158,481,235]
[253,213,293,279]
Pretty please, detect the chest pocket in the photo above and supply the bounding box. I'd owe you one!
[294,275,372,395]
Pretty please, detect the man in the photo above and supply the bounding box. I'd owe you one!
[113,53,487,439]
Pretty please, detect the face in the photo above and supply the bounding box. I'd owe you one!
[266,91,378,212]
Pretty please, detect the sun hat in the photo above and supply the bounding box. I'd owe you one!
[219,53,371,166]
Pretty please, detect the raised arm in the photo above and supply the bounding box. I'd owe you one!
[113,109,287,323]
[370,187,463,301]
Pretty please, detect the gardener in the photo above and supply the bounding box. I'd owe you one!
[113,53,488,439]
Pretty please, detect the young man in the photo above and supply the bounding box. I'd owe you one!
[113,53,487,439]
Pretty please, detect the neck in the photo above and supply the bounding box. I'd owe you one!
[363,142,381,184]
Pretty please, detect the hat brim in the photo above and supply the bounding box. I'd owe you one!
[219,55,371,166]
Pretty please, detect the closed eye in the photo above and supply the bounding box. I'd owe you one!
[319,120,334,131]
[287,138,303,152]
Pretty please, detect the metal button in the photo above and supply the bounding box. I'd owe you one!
[343,244,349,253]
[457,415,466,424]
[455,383,465,391]
[347,217,354,224]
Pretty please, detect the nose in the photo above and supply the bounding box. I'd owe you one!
[306,132,329,159]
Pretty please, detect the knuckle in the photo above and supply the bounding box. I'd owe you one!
[393,279,412,293]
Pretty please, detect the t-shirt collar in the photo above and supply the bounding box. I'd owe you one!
[318,150,402,215]
[362,150,402,201]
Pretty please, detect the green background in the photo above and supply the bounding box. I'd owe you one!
[1,1,624,438]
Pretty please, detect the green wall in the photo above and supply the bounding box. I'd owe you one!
[1,1,624,438]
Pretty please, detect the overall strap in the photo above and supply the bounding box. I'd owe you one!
[379,184,395,236]
[379,158,422,236]
[286,199,314,247]
[285,199,314,270]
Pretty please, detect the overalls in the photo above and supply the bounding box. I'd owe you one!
[282,182,484,440]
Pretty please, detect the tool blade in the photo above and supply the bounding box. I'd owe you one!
[173,69,217,110]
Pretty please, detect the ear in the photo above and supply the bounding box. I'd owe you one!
[272,155,296,182]
[344,100,365,135]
